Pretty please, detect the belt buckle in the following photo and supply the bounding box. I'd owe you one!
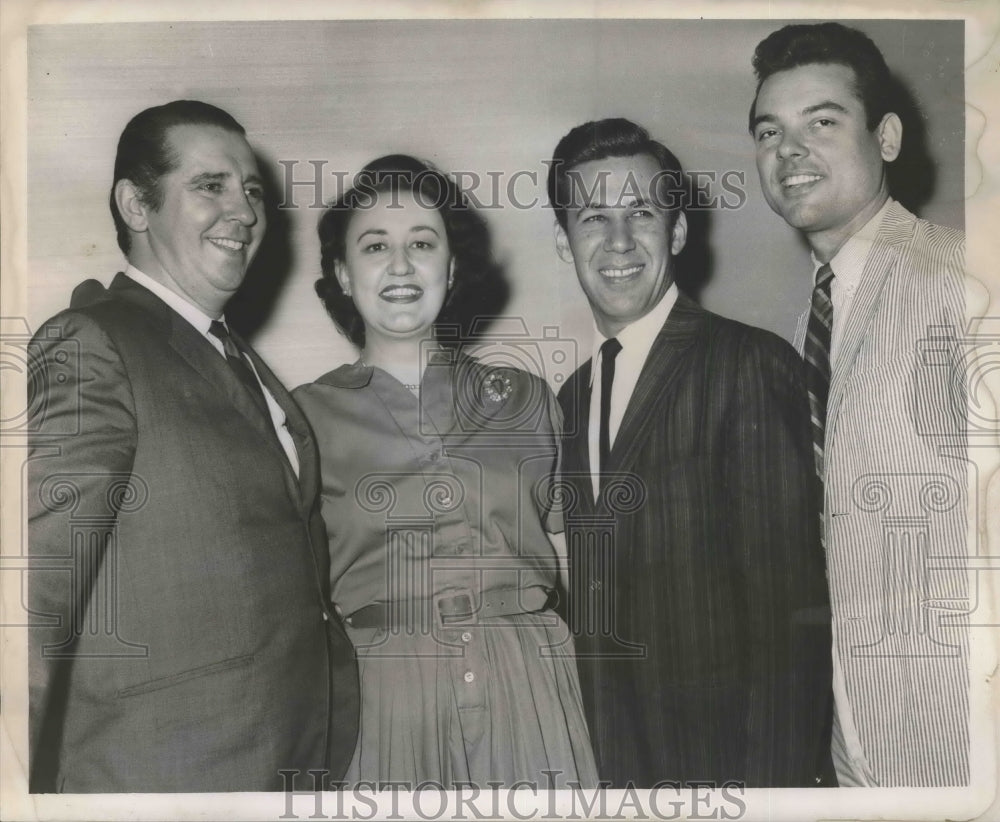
[434,589,476,626]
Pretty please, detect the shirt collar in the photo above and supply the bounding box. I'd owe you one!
[811,197,894,289]
[588,282,679,386]
[124,264,221,336]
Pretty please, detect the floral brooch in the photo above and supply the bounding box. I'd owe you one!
[482,370,513,404]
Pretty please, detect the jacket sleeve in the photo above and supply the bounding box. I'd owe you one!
[723,332,832,786]
[27,311,138,791]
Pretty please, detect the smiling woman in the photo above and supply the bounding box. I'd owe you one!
[291,154,598,789]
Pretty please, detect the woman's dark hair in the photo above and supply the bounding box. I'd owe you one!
[316,154,499,349]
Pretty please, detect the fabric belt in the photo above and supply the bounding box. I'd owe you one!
[343,585,554,629]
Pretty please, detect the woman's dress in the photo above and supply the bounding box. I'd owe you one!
[293,351,597,789]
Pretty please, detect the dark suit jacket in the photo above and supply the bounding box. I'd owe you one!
[558,294,832,788]
[27,273,359,792]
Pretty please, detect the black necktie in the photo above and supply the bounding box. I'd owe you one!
[803,264,835,479]
[598,337,623,489]
[208,320,270,419]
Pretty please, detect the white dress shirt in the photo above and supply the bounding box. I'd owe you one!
[125,265,300,476]
[793,198,893,362]
[587,283,679,498]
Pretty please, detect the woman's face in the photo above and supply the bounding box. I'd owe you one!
[336,189,453,347]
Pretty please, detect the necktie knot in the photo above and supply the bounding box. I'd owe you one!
[815,262,835,293]
[209,320,241,359]
[600,336,622,363]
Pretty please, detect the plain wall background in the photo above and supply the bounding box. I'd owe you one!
[27,18,965,389]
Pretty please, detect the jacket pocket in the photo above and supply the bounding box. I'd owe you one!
[117,653,253,698]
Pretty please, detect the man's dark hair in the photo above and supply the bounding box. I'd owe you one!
[748,22,894,132]
[546,117,685,232]
[316,154,496,349]
[110,100,246,254]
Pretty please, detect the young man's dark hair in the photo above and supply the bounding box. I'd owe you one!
[546,117,684,231]
[748,22,893,132]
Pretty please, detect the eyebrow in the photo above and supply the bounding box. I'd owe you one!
[752,99,850,131]
[189,171,264,187]
[355,225,441,243]
[577,196,655,211]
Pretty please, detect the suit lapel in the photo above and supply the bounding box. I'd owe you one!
[602,294,701,495]
[827,203,913,438]
[107,274,303,499]
[559,360,595,516]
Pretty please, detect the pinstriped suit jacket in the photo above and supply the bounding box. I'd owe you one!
[558,295,833,787]
[819,201,969,786]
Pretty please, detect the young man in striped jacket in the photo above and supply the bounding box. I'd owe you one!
[749,22,969,787]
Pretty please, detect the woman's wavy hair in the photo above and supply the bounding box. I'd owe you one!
[316,154,502,349]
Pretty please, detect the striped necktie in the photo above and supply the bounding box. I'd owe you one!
[803,263,835,478]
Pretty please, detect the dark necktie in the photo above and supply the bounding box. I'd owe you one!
[598,337,623,489]
[803,263,835,479]
[208,320,271,419]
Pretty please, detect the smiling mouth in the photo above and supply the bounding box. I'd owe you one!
[208,237,249,253]
[599,264,644,280]
[380,285,424,303]
[781,173,823,189]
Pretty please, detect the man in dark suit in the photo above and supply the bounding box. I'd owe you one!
[749,23,969,787]
[27,100,358,792]
[547,118,833,787]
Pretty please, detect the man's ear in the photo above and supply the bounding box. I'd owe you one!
[876,112,903,162]
[670,211,688,256]
[554,221,574,264]
[114,179,150,233]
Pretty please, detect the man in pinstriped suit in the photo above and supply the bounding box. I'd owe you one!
[750,23,969,786]
[548,118,834,787]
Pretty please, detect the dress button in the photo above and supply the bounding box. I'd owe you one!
[463,671,475,683]
[461,631,472,643]
[589,580,601,591]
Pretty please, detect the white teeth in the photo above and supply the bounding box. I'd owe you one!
[600,265,643,279]
[209,238,245,251]
[382,286,421,295]
[783,174,822,187]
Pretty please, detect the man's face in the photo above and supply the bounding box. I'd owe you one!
[751,62,900,258]
[555,153,687,338]
[135,124,266,316]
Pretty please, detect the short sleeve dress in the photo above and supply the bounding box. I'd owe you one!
[293,350,597,789]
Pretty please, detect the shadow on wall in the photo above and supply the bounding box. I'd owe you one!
[674,173,715,304]
[227,148,295,340]
[886,72,937,217]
